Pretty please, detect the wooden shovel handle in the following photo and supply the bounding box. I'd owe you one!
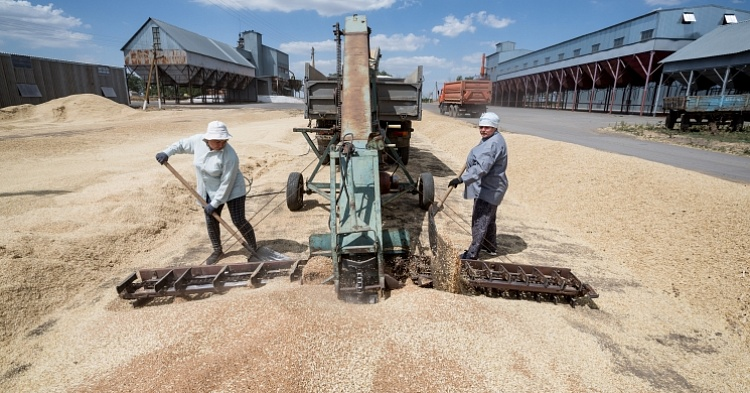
[163,162,255,253]
[437,163,467,208]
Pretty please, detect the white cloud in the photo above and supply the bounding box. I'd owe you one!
[280,39,336,55]
[473,11,514,29]
[281,33,434,56]
[462,52,485,64]
[193,0,397,17]
[432,15,475,37]
[371,33,434,51]
[381,55,450,69]
[0,0,91,48]
[644,0,684,5]
[432,11,513,38]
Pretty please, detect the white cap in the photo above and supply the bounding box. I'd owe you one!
[478,112,500,128]
[203,121,232,140]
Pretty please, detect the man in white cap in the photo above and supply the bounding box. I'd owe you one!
[448,112,508,260]
[155,120,257,265]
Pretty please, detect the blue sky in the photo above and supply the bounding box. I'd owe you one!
[1,0,748,98]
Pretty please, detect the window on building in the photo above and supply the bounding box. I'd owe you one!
[97,66,110,75]
[545,56,550,64]
[640,29,654,41]
[101,87,117,98]
[682,12,696,24]
[558,53,564,61]
[573,48,581,57]
[17,83,42,98]
[614,37,624,47]
[533,60,538,66]
[523,62,528,68]
[724,14,738,24]
[11,54,32,68]
[591,43,600,53]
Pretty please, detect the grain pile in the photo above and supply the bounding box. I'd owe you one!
[1,94,748,392]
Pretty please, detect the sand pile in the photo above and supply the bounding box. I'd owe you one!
[0,95,748,392]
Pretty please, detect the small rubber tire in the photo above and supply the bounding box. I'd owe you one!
[286,172,304,211]
[418,172,435,210]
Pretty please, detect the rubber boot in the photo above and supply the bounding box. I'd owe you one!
[205,250,224,265]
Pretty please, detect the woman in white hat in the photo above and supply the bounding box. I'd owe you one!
[448,112,508,260]
[155,120,256,265]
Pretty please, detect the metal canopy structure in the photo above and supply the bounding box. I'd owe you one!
[487,5,750,116]
[657,20,750,103]
[121,18,257,104]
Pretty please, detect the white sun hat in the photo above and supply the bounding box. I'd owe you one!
[203,121,232,140]
[478,112,500,128]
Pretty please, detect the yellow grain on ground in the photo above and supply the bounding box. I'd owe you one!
[0,94,748,392]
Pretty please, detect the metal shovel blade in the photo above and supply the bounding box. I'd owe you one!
[248,246,294,262]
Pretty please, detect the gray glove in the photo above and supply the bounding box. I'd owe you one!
[155,152,169,165]
[449,178,462,188]
[204,204,216,216]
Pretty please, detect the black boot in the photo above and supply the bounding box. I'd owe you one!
[205,250,223,265]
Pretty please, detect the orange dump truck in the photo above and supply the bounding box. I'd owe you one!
[438,79,492,118]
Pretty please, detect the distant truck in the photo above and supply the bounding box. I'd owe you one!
[438,79,493,118]
[662,94,749,132]
[303,62,423,165]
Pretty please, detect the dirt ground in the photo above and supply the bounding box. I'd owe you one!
[1,94,748,392]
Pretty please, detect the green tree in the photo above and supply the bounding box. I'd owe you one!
[127,74,144,95]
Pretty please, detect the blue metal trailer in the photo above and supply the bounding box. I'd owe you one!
[663,94,749,131]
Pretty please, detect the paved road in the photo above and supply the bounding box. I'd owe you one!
[424,103,750,184]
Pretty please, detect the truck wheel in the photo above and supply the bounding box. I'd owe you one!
[680,114,690,131]
[449,105,456,117]
[397,147,410,166]
[418,172,434,210]
[286,172,304,211]
[665,112,675,130]
[439,105,445,115]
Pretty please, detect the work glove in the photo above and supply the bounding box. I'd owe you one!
[155,152,169,165]
[204,204,216,216]
[449,178,463,188]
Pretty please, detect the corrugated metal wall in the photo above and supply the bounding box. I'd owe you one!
[0,52,128,109]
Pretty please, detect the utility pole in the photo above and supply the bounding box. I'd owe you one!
[311,47,315,68]
[143,26,163,110]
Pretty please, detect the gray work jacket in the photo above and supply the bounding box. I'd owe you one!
[459,131,508,206]
[161,134,246,208]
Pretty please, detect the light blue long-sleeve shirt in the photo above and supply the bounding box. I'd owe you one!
[459,131,508,206]
[161,134,246,208]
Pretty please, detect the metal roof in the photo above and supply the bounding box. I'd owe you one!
[121,18,255,69]
[661,19,750,64]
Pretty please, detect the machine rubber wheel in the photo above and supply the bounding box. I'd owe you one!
[418,172,435,210]
[398,146,410,166]
[450,105,457,117]
[439,105,445,115]
[286,172,304,211]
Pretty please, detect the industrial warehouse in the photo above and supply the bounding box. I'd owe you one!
[485,4,750,118]
[0,17,294,108]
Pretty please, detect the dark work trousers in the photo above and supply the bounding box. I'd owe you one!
[205,195,257,253]
[466,198,498,259]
